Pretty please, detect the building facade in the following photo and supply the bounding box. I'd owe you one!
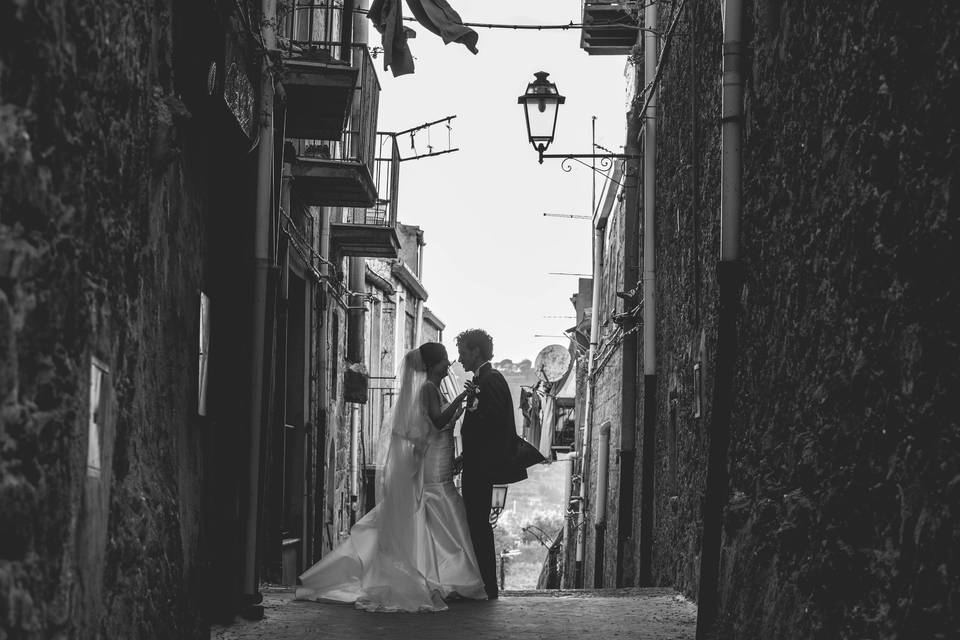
[564,1,958,637]
[0,0,460,636]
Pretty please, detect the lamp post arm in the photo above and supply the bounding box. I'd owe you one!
[536,152,639,182]
[540,152,641,162]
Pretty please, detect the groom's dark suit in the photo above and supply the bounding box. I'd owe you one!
[460,361,515,598]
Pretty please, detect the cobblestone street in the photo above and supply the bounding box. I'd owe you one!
[211,587,698,640]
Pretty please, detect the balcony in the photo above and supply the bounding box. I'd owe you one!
[280,1,359,140]
[329,133,401,259]
[289,44,380,209]
[580,1,639,55]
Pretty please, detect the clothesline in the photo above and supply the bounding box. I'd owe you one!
[354,7,649,31]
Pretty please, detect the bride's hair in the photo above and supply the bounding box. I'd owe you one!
[418,342,447,371]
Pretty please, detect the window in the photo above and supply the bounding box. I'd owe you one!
[87,358,109,478]
[405,311,416,352]
[198,292,211,416]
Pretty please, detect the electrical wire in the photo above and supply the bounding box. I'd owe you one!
[635,0,687,127]
[354,5,659,32]
[279,207,368,312]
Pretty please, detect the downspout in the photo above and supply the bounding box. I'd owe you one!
[593,421,611,587]
[316,206,331,559]
[344,2,369,526]
[242,0,276,615]
[346,0,368,363]
[349,403,360,526]
[617,63,644,588]
[575,212,605,588]
[696,0,745,636]
[414,235,425,345]
[638,0,659,586]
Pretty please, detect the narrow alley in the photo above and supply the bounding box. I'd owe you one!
[2,1,957,639]
[212,588,697,640]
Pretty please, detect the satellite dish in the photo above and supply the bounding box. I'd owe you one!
[534,344,572,383]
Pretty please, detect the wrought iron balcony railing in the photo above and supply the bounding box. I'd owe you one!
[279,0,353,64]
[289,43,377,165]
[288,44,380,207]
[344,133,399,227]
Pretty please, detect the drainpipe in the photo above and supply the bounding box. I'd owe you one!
[352,0,367,48]
[346,0,368,364]
[576,212,605,588]
[617,63,643,589]
[593,421,611,587]
[638,0,659,586]
[347,258,365,362]
[349,403,360,526]
[696,0,746,636]
[242,0,276,616]
[316,206,331,560]
[414,235,425,345]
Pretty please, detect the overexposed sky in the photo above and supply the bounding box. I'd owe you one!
[375,0,628,362]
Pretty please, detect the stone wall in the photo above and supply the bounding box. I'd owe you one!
[0,1,231,637]
[647,1,959,637]
[587,196,629,589]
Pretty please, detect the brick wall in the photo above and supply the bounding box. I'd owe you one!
[584,196,631,589]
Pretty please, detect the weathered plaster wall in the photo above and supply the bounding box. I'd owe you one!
[588,198,630,589]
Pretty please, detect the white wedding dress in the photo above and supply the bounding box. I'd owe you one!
[295,351,487,612]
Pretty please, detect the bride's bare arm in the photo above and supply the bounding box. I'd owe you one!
[422,383,467,429]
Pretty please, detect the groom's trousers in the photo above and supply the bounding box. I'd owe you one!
[461,466,498,598]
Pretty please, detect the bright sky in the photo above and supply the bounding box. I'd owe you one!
[375,0,628,362]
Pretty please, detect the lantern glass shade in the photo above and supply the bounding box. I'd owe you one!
[518,71,565,152]
[491,484,509,511]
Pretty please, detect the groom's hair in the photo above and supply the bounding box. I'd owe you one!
[456,329,494,361]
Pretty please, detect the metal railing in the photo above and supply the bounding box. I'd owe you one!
[344,133,399,227]
[278,0,352,63]
[289,44,380,173]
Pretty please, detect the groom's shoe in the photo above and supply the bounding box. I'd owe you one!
[485,586,499,600]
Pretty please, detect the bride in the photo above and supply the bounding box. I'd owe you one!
[295,343,488,612]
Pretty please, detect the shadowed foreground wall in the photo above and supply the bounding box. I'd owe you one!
[0,1,228,637]
[648,2,959,638]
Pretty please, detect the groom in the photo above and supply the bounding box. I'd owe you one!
[456,328,515,600]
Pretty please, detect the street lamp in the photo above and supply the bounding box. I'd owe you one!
[517,71,640,166]
[489,484,509,527]
[517,71,566,162]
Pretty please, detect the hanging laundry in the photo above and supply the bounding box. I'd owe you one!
[368,0,478,77]
[368,0,417,76]
[405,0,479,54]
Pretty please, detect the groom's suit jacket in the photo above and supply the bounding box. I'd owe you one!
[460,362,515,473]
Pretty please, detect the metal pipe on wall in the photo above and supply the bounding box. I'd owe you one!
[352,0,368,46]
[315,206,332,563]
[696,0,745,635]
[617,64,644,588]
[347,258,366,362]
[593,421,611,587]
[720,0,743,264]
[638,0,659,585]
[242,0,277,615]
[575,217,605,588]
